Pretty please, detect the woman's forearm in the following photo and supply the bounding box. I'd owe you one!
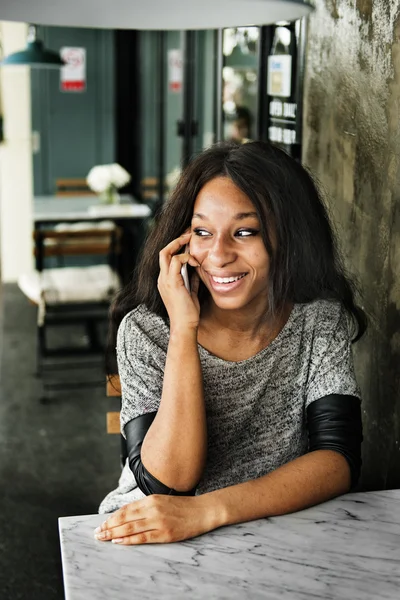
[203,450,351,530]
[141,328,207,491]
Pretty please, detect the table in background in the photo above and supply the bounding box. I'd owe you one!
[34,195,151,222]
[59,489,400,600]
[34,195,152,284]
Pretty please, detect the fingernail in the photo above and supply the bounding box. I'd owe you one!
[112,538,124,544]
[94,526,101,534]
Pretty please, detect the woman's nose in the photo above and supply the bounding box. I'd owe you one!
[208,236,236,267]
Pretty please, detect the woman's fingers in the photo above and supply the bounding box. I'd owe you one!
[95,496,211,546]
[157,253,199,295]
[169,253,200,275]
[164,231,191,254]
[157,231,200,287]
[111,529,161,545]
[157,232,201,326]
[97,501,142,533]
[95,498,169,545]
[158,232,191,271]
[95,517,152,542]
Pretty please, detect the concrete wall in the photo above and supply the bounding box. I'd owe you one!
[0,22,34,282]
[303,0,400,489]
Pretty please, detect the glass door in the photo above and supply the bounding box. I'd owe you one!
[221,27,260,143]
[164,31,184,188]
[140,29,218,206]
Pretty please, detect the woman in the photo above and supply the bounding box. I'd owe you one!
[96,141,365,546]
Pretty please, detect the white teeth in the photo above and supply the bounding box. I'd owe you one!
[212,274,245,284]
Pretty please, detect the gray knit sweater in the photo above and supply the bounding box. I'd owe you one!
[99,299,360,514]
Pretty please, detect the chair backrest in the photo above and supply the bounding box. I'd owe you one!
[34,224,122,272]
[106,373,121,396]
[141,177,175,200]
[56,178,95,196]
[141,177,160,200]
[106,374,121,434]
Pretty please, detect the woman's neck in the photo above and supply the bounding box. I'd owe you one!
[200,300,292,343]
[197,301,293,362]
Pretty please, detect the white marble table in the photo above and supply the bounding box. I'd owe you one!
[34,195,151,223]
[59,489,400,599]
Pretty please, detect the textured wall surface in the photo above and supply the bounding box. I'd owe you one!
[303,0,400,489]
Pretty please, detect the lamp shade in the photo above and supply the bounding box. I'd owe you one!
[0,0,314,30]
[1,40,65,68]
[0,25,65,69]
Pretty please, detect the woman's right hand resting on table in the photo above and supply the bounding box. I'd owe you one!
[157,232,201,334]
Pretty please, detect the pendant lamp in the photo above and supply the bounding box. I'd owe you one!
[0,25,65,68]
[0,1,314,30]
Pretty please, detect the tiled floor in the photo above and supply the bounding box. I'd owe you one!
[0,284,121,600]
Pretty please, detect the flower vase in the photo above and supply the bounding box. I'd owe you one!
[99,185,120,205]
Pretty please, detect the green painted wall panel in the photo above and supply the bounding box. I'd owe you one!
[31,26,115,196]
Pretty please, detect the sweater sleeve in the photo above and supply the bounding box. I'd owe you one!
[306,394,363,488]
[116,309,165,437]
[125,413,197,496]
[305,305,361,408]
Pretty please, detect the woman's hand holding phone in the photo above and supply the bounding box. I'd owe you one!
[180,249,191,293]
[158,232,201,333]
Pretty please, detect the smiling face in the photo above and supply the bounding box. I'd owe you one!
[190,176,271,314]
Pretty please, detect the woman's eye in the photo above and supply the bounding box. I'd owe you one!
[193,228,212,237]
[236,229,259,237]
[192,227,259,238]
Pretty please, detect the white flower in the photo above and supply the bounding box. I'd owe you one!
[86,163,131,193]
[109,163,131,188]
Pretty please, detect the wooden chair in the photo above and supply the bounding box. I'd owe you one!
[33,224,121,268]
[18,223,122,401]
[106,373,121,433]
[140,177,160,200]
[106,374,127,467]
[55,178,95,196]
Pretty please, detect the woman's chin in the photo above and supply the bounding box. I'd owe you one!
[208,292,248,311]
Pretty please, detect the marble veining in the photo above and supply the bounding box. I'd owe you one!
[59,490,400,600]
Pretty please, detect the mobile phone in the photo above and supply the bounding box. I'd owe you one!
[180,244,191,292]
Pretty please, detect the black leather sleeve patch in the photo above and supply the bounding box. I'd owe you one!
[124,413,196,496]
[306,394,363,488]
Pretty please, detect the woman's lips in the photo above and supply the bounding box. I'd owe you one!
[206,272,248,294]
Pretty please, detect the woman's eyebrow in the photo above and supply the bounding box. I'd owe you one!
[234,212,259,220]
[192,212,259,220]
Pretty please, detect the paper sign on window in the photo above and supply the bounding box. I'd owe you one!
[168,49,182,92]
[60,47,86,92]
[267,55,292,98]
